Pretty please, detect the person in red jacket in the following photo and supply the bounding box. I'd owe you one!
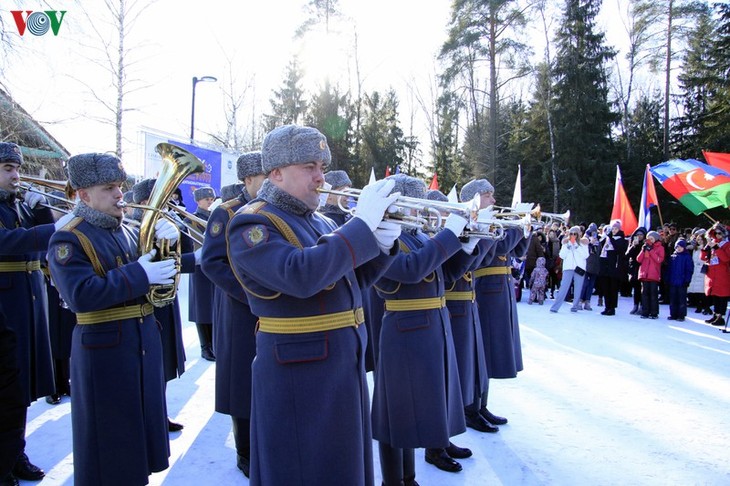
[637,231,665,319]
[702,223,730,327]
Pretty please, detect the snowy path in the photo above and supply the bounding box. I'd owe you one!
[24,284,730,485]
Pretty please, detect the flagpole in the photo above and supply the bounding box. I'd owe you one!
[656,204,664,227]
[702,212,717,223]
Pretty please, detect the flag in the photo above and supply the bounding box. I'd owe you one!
[384,166,391,178]
[703,150,730,174]
[511,165,522,208]
[446,184,458,203]
[637,164,659,231]
[650,159,730,215]
[610,166,638,235]
[429,173,439,190]
[369,167,376,185]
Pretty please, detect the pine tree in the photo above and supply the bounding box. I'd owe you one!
[552,0,619,222]
[359,90,407,185]
[265,58,308,130]
[304,80,354,176]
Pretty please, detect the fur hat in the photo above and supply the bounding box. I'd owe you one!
[460,179,494,203]
[647,231,661,241]
[0,142,23,165]
[220,182,244,202]
[132,178,156,204]
[66,153,127,190]
[122,190,134,204]
[237,151,264,180]
[261,125,331,174]
[324,170,352,189]
[193,186,215,201]
[426,189,448,202]
[387,174,426,199]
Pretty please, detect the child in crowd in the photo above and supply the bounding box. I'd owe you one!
[637,231,665,319]
[528,256,549,305]
[667,239,694,321]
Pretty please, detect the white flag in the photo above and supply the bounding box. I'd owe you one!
[447,184,458,203]
[368,167,376,185]
[511,165,522,208]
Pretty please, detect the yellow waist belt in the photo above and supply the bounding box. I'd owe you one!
[258,307,365,334]
[473,266,512,278]
[385,297,446,311]
[0,260,41,273]
[445,291,476,302]
[76,303,155,325]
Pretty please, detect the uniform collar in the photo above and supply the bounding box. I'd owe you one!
[257,179,312,217]
[0,188,16,204]
[73,201,122,229]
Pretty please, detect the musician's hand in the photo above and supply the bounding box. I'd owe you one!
[138,250,177,285]
[373,221,401,254]
[154,219,179,246]
[354,179,399,231]
[443,213,468,238]
[24,191,46,209]
[461,236,479,254]
[194,248,202,265]
[53,212,75,231]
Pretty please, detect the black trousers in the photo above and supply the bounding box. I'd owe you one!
[0,322,26,478]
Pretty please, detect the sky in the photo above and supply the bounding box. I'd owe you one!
[1,0,634,177]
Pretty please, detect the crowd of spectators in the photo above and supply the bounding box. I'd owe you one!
[519,219,730,327]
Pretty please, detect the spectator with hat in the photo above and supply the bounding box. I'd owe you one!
[702,222,730,327]
[226,125,400,485]
[0,142,56,485]
[637,231,665,319]
[688,229,711,315]
[626,227,648,315]
[201,151,266,477]
[598,219,628,316]
[48,152,181,485]
[667,238,693,321]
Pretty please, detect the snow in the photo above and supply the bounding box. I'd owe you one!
[24,279,730,485]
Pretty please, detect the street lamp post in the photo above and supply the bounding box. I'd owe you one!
[190,75,217,141]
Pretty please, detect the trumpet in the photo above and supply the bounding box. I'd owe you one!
[471,209,533,240]
[540,209,571,225]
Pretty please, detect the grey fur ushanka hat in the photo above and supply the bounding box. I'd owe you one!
[132,178,156,204]
[194,186,215,201]
[237,151,264,180]
[66,153,127,190]
[324,170,352,189]
[426,189,448,202]
[0,142,23,165]
[387,173,426,199]
[460,179,494,203]
[261,125,331,173]
[220,183,244,202]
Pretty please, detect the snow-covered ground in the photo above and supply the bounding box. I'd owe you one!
[24,278,730,485]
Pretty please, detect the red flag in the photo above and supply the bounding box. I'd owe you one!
[429,173,439,190]
[703,150,730,174]
[610,166,638,234]
[384,166,391,178]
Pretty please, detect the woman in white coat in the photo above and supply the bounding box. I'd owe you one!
[550,226,590,313]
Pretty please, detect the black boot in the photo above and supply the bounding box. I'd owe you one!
[12,452,44,481]
[167,417,184,432]
[425,448,462,473]
[0,473,18,486]
[232,417,250,477]
[201,344,216,362]
[445,441,472,459]
[480,408,508,425]
[379,442,404,486]
[196,323,215,361]
[706,313,720,324]
[629,305,639,315]
[712,315,726,327]
[464,408,498,433]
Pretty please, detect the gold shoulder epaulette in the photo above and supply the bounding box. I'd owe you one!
[221,198,241,211]
[242,201,267,214]
[61,216,84,232]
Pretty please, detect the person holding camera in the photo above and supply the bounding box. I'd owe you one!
[550,226,589,313]
[637,231,665,319]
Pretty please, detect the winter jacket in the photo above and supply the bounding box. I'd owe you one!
[525,233,545,272]
[637,240,665,282]
[667,250,693,287]
[702,240,730,297]
[558,237,589,271]
[688,248,706,294]
[599,230,628,279]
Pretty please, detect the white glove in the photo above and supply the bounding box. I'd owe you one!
[354,179,399,231]
[373,221,402,254]
[24,191,46,209]
[461,236,479,254]
[194,248,202,265]
[443,213,468,238]
[154,219,179,246]
[138,250,178,285]
[53,212,75,231]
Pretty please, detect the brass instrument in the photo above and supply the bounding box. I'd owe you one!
[137,143,205,307]
[540,209,571,225]
[472,209,533,239]
[166,202,207,246]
